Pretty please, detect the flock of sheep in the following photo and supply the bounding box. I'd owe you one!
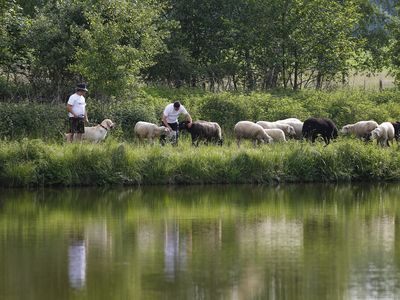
[132,117,400,147]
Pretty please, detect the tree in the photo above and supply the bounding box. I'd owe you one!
[70,0,172,99]
[27,0,88,100]
[0,1,30,89]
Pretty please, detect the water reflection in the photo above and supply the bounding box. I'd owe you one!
[164,221,188,281]
[68,237,86,290]
[0,184,400,299]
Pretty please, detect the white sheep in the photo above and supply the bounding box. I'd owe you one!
[134,121,171,144]
[257,121,295,137]
[234,121,272,147]
[340,120,378,140]
[264,128,286,142]
[371,122,395,147]
[275,118,303,139]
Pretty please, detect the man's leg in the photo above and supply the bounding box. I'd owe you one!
[75,118,85,142]
[67,118,74,142]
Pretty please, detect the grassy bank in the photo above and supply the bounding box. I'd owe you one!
[2,88,400,141]
[1,138,400,187]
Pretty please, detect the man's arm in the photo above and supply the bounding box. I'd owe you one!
[162,115,172,131]
[185,113,192,128]
[67,104,76,118]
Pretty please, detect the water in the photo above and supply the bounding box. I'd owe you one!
[1,184,400,299]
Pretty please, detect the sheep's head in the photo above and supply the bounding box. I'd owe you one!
[340,125,350,135]
[333,127,338,139]
[288,125,296,136]
[262,130,273,143]
[371,127,381,139]
[179,121,190,131]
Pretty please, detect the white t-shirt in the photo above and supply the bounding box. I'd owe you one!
[163,103,188,123]
[67,93,86,118]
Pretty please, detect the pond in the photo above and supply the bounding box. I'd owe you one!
[1,184,400,299]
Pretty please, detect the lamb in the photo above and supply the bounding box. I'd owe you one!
[234,121,272,147]
[134,121,171,144]
[179,120,223,146]
[371,122,395,147]
[256,121,295,138]
[302,117,338,145]
[263,128,286,142]
[275,118,303,139]
[340,120,378,141]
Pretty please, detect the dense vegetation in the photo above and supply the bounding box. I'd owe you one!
[1,88,400,140]
[1,0,400,100]
[1,138,400,187]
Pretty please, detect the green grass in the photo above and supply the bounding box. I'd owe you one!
[1,137,400,187]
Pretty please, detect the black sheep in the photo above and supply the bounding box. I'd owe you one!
[179,120,223,146]
[391,121,400,142]
[302,117,338,145]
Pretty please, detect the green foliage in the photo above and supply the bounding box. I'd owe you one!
[70,0,173,98]
[0,102,65,140]
[197,95,249,130]
[147,0,365,90]
[111,100,159,139]
[26,0,87,98]
[3,88,400,141]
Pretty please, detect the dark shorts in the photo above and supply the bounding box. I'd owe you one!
[68,117,85,134]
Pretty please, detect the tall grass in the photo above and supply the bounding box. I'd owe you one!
[1,138,400,187]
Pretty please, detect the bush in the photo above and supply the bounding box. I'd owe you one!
[197,95,249,131]
[3,87,400,140]
[0,103,66,140]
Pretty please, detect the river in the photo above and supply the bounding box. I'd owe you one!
[1,184,400,299]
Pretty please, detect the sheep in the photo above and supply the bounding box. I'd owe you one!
[234,121,272,147]
[179,120,223,146]
[391,121,400,142]
[275,118,303,139]
[340,120,378,141]
[134,121,171,144]
[256,121,296,138]
[302,117,338,145]
[263,128,286,142]
[371,122,395,147]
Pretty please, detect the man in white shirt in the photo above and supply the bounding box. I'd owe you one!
[161,101,192,145]
[66,83,89,142]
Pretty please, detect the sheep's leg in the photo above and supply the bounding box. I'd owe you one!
[252,139,257,148]
[311,133,317,143]
[236,138,241,148]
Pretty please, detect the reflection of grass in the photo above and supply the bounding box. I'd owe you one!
[1,184,400,232]
[1,138,400,187]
